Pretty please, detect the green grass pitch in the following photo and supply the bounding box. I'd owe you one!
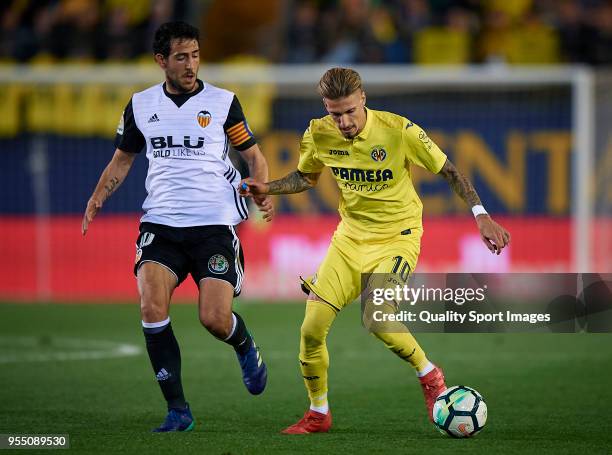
[1,302,611,454]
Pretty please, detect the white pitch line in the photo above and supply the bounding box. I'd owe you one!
[0,336,142,364]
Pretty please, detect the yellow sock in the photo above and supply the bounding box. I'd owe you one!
[299,300,336,413]
[372,330,429,372]
[310,393,328,414]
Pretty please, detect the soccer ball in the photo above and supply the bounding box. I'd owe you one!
[432,385,487,438]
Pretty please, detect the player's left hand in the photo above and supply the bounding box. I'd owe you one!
[238,178,269,197]
[476,215,510,255]
[253,194,274,222]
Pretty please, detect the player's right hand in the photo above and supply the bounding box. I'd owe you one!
[82,198,102,235]
[238,178,269,197]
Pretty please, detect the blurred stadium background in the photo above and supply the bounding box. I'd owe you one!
[0,0,610,303]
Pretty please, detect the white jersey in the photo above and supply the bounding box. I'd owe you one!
[116,80,256,227]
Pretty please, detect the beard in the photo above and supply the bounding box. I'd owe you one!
[341,127,356,139]
[167,74,197,94]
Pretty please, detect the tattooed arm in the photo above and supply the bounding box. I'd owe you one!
[239,170,321,197]
[82,148,137,235]
[438,159,482,208]
[438,158,511,255]
[267,170,320,194]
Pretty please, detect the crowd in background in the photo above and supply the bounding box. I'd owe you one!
[2,0,612,65]
[283,0,612,65]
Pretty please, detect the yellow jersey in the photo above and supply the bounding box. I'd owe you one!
[297,108,447,239]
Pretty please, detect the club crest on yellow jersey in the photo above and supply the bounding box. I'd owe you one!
[371,147,387,162]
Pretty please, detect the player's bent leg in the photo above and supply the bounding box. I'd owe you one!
[366,236,447,422]
[137,262,193,432]
[198,278,267,395]
[372,324,446,422]
[282,295,335,434]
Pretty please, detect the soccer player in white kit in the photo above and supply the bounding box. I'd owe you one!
[82,22,272,432]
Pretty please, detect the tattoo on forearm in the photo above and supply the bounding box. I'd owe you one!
[440,161,481,207]
[104,177,120,199]
[267,171,313,194]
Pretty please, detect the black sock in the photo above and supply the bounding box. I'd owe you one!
[143,322,186,409]
[225,312,252,355]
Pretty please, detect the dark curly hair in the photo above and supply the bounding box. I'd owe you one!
[153,21,199,58]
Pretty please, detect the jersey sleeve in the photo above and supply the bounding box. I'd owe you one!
[223,95,257,151]
[114,98,145,153]
[297,124,324,173]
[403,119,447,173]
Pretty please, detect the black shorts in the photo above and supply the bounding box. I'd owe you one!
[134,222,245,296]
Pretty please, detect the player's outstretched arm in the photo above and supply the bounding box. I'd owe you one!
[438,158,511,255]
[240,144,274,222]
[82,148,137,235]
[239,170,320,197]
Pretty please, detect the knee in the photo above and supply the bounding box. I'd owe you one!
[139,282,171,323]
[140,295,168,323]
[199,311,231,339]
[300,319,327,348]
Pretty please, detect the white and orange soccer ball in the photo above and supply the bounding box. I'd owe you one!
[432,385,488,438]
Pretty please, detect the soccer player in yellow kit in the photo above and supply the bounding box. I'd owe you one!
[240,68,510,434]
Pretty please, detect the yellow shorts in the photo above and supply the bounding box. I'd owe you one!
[302,223,422,311]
